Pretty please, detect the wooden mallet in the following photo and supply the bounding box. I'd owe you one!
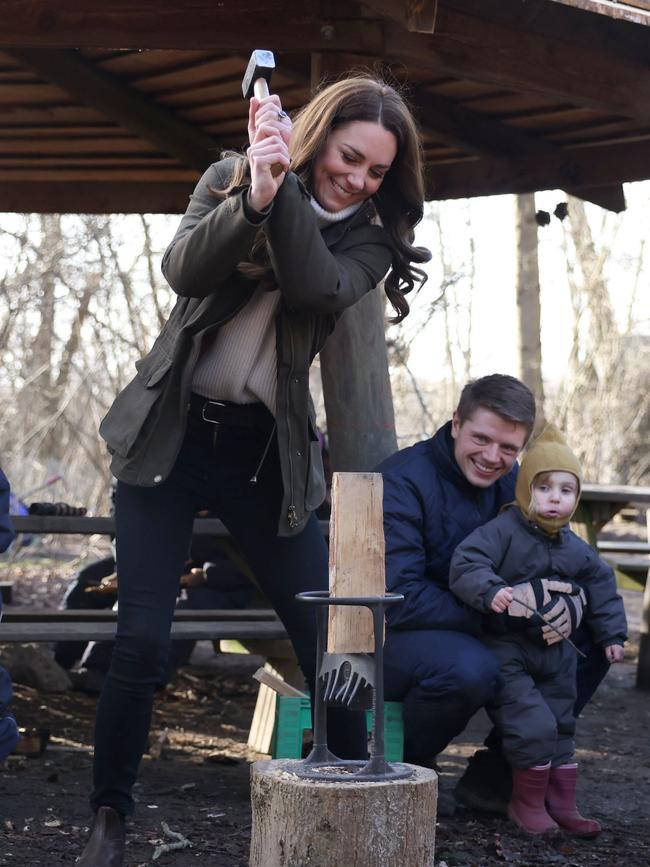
[242,49,284,177]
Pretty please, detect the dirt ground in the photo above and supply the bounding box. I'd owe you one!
[0,564,649,866]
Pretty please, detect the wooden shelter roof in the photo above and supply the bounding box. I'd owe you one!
[1,0,649,214]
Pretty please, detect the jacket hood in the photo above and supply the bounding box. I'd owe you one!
[515,423,582,534]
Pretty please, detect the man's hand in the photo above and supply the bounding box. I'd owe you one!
[604,644,625,663]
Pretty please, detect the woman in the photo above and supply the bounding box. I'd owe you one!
[78,74,430,865]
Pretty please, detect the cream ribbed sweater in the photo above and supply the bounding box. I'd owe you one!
[191,196,363,413]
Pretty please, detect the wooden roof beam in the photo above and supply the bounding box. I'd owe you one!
[0,180,194,214]
[365,1,650,124]
[7,47,220,171]
[412,86,626,210]
[0,1,384,54]
[427,138,650,201]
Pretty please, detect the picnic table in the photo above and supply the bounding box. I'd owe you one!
[3,514,290,646]
[5,485,650,686]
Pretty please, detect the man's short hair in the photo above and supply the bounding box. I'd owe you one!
[455,374,536,434]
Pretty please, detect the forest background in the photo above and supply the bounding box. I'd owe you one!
[0,181,648,514]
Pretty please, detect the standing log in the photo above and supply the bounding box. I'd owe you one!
[327,472,385,653]
[250,760,437,867]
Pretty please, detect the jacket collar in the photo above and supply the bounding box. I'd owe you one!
[320,198,376,246]
[429,420,479,495]
[509,502,571,542]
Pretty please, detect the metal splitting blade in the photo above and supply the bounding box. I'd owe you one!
[319,653,374,710]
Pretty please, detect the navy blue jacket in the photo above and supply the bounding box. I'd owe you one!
[378,421,517,633]
[0,468,15,555]
[0,468,18,761]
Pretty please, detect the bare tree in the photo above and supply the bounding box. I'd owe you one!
[0,213,175,513]
[515,194,546,426]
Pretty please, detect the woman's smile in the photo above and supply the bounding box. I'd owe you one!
[312,120,397,212]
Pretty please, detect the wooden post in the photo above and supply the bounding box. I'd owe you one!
[327,472,385,653]
[635,508,650,690]
[250,760,437,867]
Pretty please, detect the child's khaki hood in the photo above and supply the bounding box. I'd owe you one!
[515,423,582,534]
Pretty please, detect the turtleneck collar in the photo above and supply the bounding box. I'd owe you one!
[310,196,363,226]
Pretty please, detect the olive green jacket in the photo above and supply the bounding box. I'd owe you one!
[99,158,393,536]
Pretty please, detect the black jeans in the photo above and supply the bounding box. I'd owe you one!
[91,402,365,817]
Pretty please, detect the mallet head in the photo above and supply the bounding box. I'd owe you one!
[242,49,275,99]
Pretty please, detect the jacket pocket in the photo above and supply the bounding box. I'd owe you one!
[99,355,172,457]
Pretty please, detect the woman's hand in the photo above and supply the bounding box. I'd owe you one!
[248,95,292,149]
[491,586,513,613]
[247,96,292,212]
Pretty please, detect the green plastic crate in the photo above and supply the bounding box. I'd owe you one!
[271,695,403,762]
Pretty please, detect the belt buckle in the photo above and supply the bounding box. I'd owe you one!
[201,400,226,424]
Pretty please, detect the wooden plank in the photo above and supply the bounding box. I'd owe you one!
[253,667,308,697]
[597,541,650,554]
[411,85,627,210]
[581,484,650,504]
[7,47,220,171]
[426,138,650,201]
[550,0,650,25]
[601,556,650,575]
[2,608,279,622]
[327,472,386,654]
[0,2,383,54]
[0,136,157,154]
[0,179,194,213]
[0,620,288,643]
[10,514,331,536]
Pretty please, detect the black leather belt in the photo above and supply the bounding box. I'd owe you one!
[190,392,273,428]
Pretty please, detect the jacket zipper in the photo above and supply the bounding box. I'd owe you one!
[249,422,276,484]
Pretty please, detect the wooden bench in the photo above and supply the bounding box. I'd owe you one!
[0,607,287,643]
[600,555,650,582]
[4,516,295,645]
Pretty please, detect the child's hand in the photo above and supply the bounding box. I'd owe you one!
[491,587,513,613]
[604,644,624,664]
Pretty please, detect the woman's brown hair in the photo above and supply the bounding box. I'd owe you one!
[221,74,430,322]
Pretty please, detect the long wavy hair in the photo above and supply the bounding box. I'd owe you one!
[221,74,431,322]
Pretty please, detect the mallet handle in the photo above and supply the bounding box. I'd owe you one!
[253,78,270,101]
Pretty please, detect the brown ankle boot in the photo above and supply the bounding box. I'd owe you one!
[507,764,559,835]
[77,806,125,867]
[546,764,601,838]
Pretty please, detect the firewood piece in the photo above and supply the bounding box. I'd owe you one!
[327,472,385,654]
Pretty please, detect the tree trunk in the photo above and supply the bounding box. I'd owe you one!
[515,194,545,426]
[250,759,437,867]
[320,289,398,471]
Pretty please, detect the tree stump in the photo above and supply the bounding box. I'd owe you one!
[249,760,437,867]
